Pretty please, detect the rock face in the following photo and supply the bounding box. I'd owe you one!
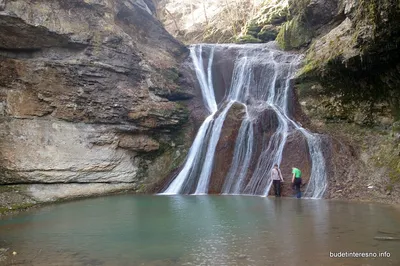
[208,102,246,193]
[0,0,195,204]
[279,0,400,124]
[276,0,400,202]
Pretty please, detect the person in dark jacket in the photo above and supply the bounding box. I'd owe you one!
[271,164,284,197]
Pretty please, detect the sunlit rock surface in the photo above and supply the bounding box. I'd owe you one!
[0,0,195,202]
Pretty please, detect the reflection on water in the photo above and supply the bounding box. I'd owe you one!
[0,196,399,266]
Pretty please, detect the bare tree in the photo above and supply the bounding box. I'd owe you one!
[202,0,209,25]
[165,8,181,33]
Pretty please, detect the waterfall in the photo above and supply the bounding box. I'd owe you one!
[221,116,253,194]
[161,43,327,198]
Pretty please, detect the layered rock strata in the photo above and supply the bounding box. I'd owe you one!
[0,0,196,207]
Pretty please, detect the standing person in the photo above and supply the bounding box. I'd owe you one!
[271,164,284,197]
[291,167,302,198]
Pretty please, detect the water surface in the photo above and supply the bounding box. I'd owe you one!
[0,195,399,265]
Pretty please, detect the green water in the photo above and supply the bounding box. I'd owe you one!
[0,195,399,265]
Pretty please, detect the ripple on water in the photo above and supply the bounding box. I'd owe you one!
[0,195,399,266]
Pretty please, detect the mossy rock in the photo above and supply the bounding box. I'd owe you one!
[245,22,262,34]
[162,68,180,82]
[257,8,288,25]
[235,35,262,44]
[0,203,35,215]
[257,25,278,42]
[276,15,313,50]
[238,1,289,43]
[241,22,262,40]
[256,1,289,25]
[393,121,400,132]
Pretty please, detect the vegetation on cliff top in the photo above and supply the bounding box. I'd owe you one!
[236,0,289,43]
[157,0,290,44]
[285,0,400,124]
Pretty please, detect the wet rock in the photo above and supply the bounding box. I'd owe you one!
[301,0,341,28]
[242,108,280,194]
[208,102,246,193]
[279,130,312,196]
[0,0,5,11]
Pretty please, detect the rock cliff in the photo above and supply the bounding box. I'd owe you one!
[277,0,400,203]
[0,0,196,209]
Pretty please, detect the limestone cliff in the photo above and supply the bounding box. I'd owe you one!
[0,0,196,209]
[276,0,400,203]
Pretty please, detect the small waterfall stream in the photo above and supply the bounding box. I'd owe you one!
[162,43,327,198]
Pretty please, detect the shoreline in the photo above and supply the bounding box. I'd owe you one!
[0,188,138,218]
[1,190,399,219]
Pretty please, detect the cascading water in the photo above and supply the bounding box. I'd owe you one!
[162,43,327,198]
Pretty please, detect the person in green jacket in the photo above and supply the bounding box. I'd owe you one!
[291,167,302,198]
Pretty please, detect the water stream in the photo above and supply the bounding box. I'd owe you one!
[162,43,327,197]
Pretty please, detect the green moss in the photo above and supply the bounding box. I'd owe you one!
[245,22,262,34]
[0,202,35,215]
[371,133,400,186]
[237,0,289,43]
[276,15,312,50]
[162,68,180,83]
[257,26,278,42]
[288,0,311,15]
[0,185,16,193]
[253,0,289,26]
[136,183,147,193]
[235,35,262,44]
[0,185,27,193]
[392,121,400,133]
[298,60,319,77]
[12,202,35,210]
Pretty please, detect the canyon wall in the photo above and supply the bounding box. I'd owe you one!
[0,0,197,210]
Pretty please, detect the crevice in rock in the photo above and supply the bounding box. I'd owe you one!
[0,45,87,60]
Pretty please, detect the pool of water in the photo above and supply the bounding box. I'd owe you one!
[1,195,399,265]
